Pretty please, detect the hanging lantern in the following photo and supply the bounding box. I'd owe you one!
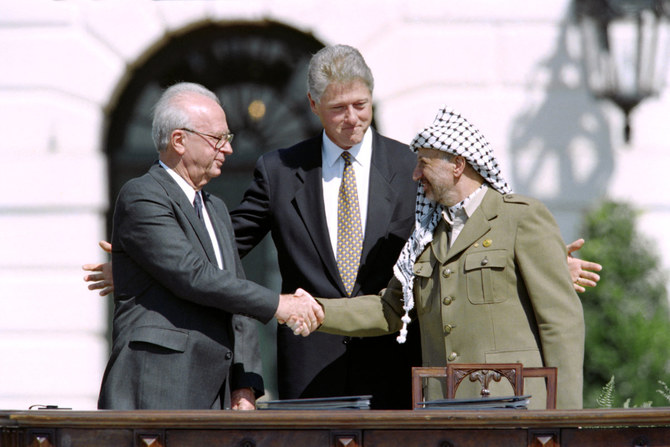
[576,0,670,142]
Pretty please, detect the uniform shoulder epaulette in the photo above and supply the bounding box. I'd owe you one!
[502,193,531,205]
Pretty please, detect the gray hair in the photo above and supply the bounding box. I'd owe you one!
[307,44,374,103]
[151,82,220,152]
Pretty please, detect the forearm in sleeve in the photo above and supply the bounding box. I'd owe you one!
[317,277,406,336]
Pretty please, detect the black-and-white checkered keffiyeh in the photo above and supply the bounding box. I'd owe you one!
[393,106,512,343]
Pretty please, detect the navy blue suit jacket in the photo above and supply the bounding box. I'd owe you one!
[231,129,421,409]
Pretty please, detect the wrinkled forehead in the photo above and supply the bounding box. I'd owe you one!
[321,79,372,101]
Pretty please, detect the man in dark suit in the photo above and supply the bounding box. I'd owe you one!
[230,45,421,409]
[98,82,322,410]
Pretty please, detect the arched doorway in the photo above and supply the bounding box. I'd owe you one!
[104,21,326,397]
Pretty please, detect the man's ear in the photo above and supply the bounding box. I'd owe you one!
[307,93,318,115]
[452,155,467,177]
[171,129,187,155]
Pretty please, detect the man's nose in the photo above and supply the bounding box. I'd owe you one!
[343,105,357,122]
[412,166,422,181]
[219,143,233,156]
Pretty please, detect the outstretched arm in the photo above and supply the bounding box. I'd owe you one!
[566,238,602,293]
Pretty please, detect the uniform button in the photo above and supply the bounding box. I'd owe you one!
[448,352,458,361]
[225,351,233,360]
[443,324,454,334]
[442,296,453,305]
[343,337,350,345]
[481,257,489,266]
[442,268,452,278]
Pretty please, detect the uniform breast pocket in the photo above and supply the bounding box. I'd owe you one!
[464,250,509,304]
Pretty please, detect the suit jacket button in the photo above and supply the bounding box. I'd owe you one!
[343,337,350,345]
[448,352,458,361]
[225,351,233,360]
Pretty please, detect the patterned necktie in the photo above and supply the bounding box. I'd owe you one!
[337,151,363,296]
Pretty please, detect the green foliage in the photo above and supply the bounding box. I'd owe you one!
[596,376,615,408]
[622,398,653,408]
[658,381,670,404]
[579,201,670,407]
[596,376,664,408]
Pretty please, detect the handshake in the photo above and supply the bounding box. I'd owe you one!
[275,288,324,337]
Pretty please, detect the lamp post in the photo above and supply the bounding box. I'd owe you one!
[576,0,670,142]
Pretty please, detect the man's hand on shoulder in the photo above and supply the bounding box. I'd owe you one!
[82,240,114,296]
[566,238,602,293]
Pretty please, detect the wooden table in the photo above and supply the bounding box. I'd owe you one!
[2,407,670,446]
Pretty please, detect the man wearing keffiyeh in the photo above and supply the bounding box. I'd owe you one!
[313,106,586,409]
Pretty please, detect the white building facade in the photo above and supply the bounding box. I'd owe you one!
[1,0,668,410]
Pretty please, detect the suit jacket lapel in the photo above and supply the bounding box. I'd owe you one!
[356,131,398,294]
[291,141,343,289]
[202,191,237,272]
[148,163,220,267]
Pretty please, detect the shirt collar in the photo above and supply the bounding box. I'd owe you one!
[443,183,488,223]
[321,127,373,169]
[462,183,488,218]
[159,160,198,203]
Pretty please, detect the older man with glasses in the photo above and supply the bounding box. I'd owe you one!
[97,82,322,410]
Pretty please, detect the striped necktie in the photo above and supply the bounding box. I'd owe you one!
[336,151,363,296]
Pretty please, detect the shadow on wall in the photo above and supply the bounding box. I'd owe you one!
[508,5,613,217]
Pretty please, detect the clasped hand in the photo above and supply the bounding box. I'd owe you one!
[275,288,323,337]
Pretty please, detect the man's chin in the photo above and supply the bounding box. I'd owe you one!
[339,134,364,148]
[210,166,223,178]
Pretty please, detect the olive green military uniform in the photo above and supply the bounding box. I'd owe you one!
[318,188,585,409]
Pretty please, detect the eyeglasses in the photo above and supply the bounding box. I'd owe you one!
[179,128,234,150]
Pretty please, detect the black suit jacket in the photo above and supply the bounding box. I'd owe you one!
[231,129,421,409]
[98,163,277,409]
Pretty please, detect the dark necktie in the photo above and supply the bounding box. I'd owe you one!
[193,191,221,267]
[336,151,363,296]
[193,191,205,223]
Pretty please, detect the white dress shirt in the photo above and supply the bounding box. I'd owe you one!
[321,127,373,256]
[159,161,223,269]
